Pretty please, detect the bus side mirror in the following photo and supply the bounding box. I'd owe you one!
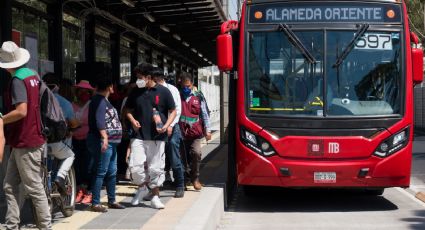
[411,32,424,84]
[217,33,233,72]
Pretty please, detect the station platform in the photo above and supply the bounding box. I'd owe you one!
[408,132,425,203]
[0,132,228,230]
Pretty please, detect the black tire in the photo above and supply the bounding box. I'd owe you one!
[60,166,76,217]
[243,185,262,197]
[365,188,385,196]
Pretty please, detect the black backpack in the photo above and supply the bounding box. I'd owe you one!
[38,80,68,143]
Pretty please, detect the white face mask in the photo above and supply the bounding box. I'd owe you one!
[136,79,146,88]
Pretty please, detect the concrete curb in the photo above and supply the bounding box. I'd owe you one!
[405,186,425,202]
[405,186,425,204]
[174,187,224,230]
[415,191,425,203]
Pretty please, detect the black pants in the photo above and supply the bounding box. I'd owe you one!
[73,138,92,189]
[116,138,130,176]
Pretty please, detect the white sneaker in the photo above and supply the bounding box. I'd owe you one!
[150,195,165,209]
[143,190,154,201]
[131,186,148,206]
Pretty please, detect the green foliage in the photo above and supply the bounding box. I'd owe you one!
[406,0,425,41]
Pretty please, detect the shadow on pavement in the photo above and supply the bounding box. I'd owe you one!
[233,187,398,213]
[400,210,425,230]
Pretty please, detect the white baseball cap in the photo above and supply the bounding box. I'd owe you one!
[0,41,30,69]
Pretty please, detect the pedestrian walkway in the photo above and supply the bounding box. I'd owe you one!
[3,132,226,230]
[409,132,425,202]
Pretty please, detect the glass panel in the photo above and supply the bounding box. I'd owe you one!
[39,18,48,60]
[63,26,81,81]
[95,38,111,63]
[16,0,47,13]
[95,28,111,63]
[138,47,145,63]
[248,31,324,116]
[63,13,80,27]
[12,8,24,47]
[120,44,131,85]
[326,31,401,116]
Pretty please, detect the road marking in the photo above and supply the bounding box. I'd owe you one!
[53,185,137,230]
[396,187,425,208]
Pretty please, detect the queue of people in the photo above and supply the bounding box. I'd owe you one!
[0,41,212,227]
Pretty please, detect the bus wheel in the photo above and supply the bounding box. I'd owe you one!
[243,185,261,196]
[365,188,385,196]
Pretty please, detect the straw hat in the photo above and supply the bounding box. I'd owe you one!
[74,80,94,90]
[0,41,30,69]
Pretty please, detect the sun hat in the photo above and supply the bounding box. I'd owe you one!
[74,80,94,90]
[0,41,30,69]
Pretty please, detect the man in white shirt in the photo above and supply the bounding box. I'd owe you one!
[152,67,185,198]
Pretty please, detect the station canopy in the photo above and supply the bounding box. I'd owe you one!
[66,0,227,67]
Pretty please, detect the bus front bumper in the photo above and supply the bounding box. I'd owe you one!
[237,144,412,188]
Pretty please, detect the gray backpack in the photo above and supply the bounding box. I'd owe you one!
[39,80,68,143]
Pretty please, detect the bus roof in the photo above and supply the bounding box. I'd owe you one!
[249,0,401,3]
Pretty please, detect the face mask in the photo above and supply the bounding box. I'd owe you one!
[136,79,146,88]
[79,92,91,103]
[182,86,191,97]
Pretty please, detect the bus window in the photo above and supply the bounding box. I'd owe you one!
[248,31,324,116]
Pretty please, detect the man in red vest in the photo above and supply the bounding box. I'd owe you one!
[0,41,51,229]
[179,72,211,190]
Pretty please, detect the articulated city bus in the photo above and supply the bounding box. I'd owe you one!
[217,0,424,195]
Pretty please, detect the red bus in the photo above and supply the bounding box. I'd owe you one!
[217,0,424,195]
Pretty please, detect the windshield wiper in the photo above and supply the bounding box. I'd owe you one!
[333,24,369,68]
[278,23,316,64]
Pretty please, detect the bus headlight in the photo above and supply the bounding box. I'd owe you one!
[374,127,409,158]
[240,127,276,157]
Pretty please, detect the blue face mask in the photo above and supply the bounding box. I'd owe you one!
[182,87,191,97]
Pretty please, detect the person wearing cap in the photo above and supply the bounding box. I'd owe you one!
[0,41,52,229]
[72,80,95,204]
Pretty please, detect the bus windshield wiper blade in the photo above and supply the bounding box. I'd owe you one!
[278,24,316,64]
[333,23,369,68]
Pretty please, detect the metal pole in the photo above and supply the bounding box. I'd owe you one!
[237,0,241,19]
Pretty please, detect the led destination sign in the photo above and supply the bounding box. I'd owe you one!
[249,3,401,24]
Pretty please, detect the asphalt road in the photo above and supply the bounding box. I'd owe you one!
[218,134,425,230]
[219,187,425,230]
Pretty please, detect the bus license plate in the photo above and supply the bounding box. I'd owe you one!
[314,172,336,183]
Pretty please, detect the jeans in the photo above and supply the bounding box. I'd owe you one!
[87,134,117,205]
[166,125,184,188]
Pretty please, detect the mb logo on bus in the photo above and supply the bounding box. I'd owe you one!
[328,142,340,154]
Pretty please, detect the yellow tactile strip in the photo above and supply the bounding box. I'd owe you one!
[140,191,200,230]
[52,185,137,230]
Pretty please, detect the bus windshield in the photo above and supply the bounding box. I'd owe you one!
[247,29,402,117]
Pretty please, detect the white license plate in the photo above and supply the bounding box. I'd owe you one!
[314,172,336,183]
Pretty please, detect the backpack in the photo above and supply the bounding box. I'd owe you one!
[38,80,68,143]
[194,90,211,116]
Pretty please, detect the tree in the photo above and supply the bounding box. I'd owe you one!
[406,0,425,41]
